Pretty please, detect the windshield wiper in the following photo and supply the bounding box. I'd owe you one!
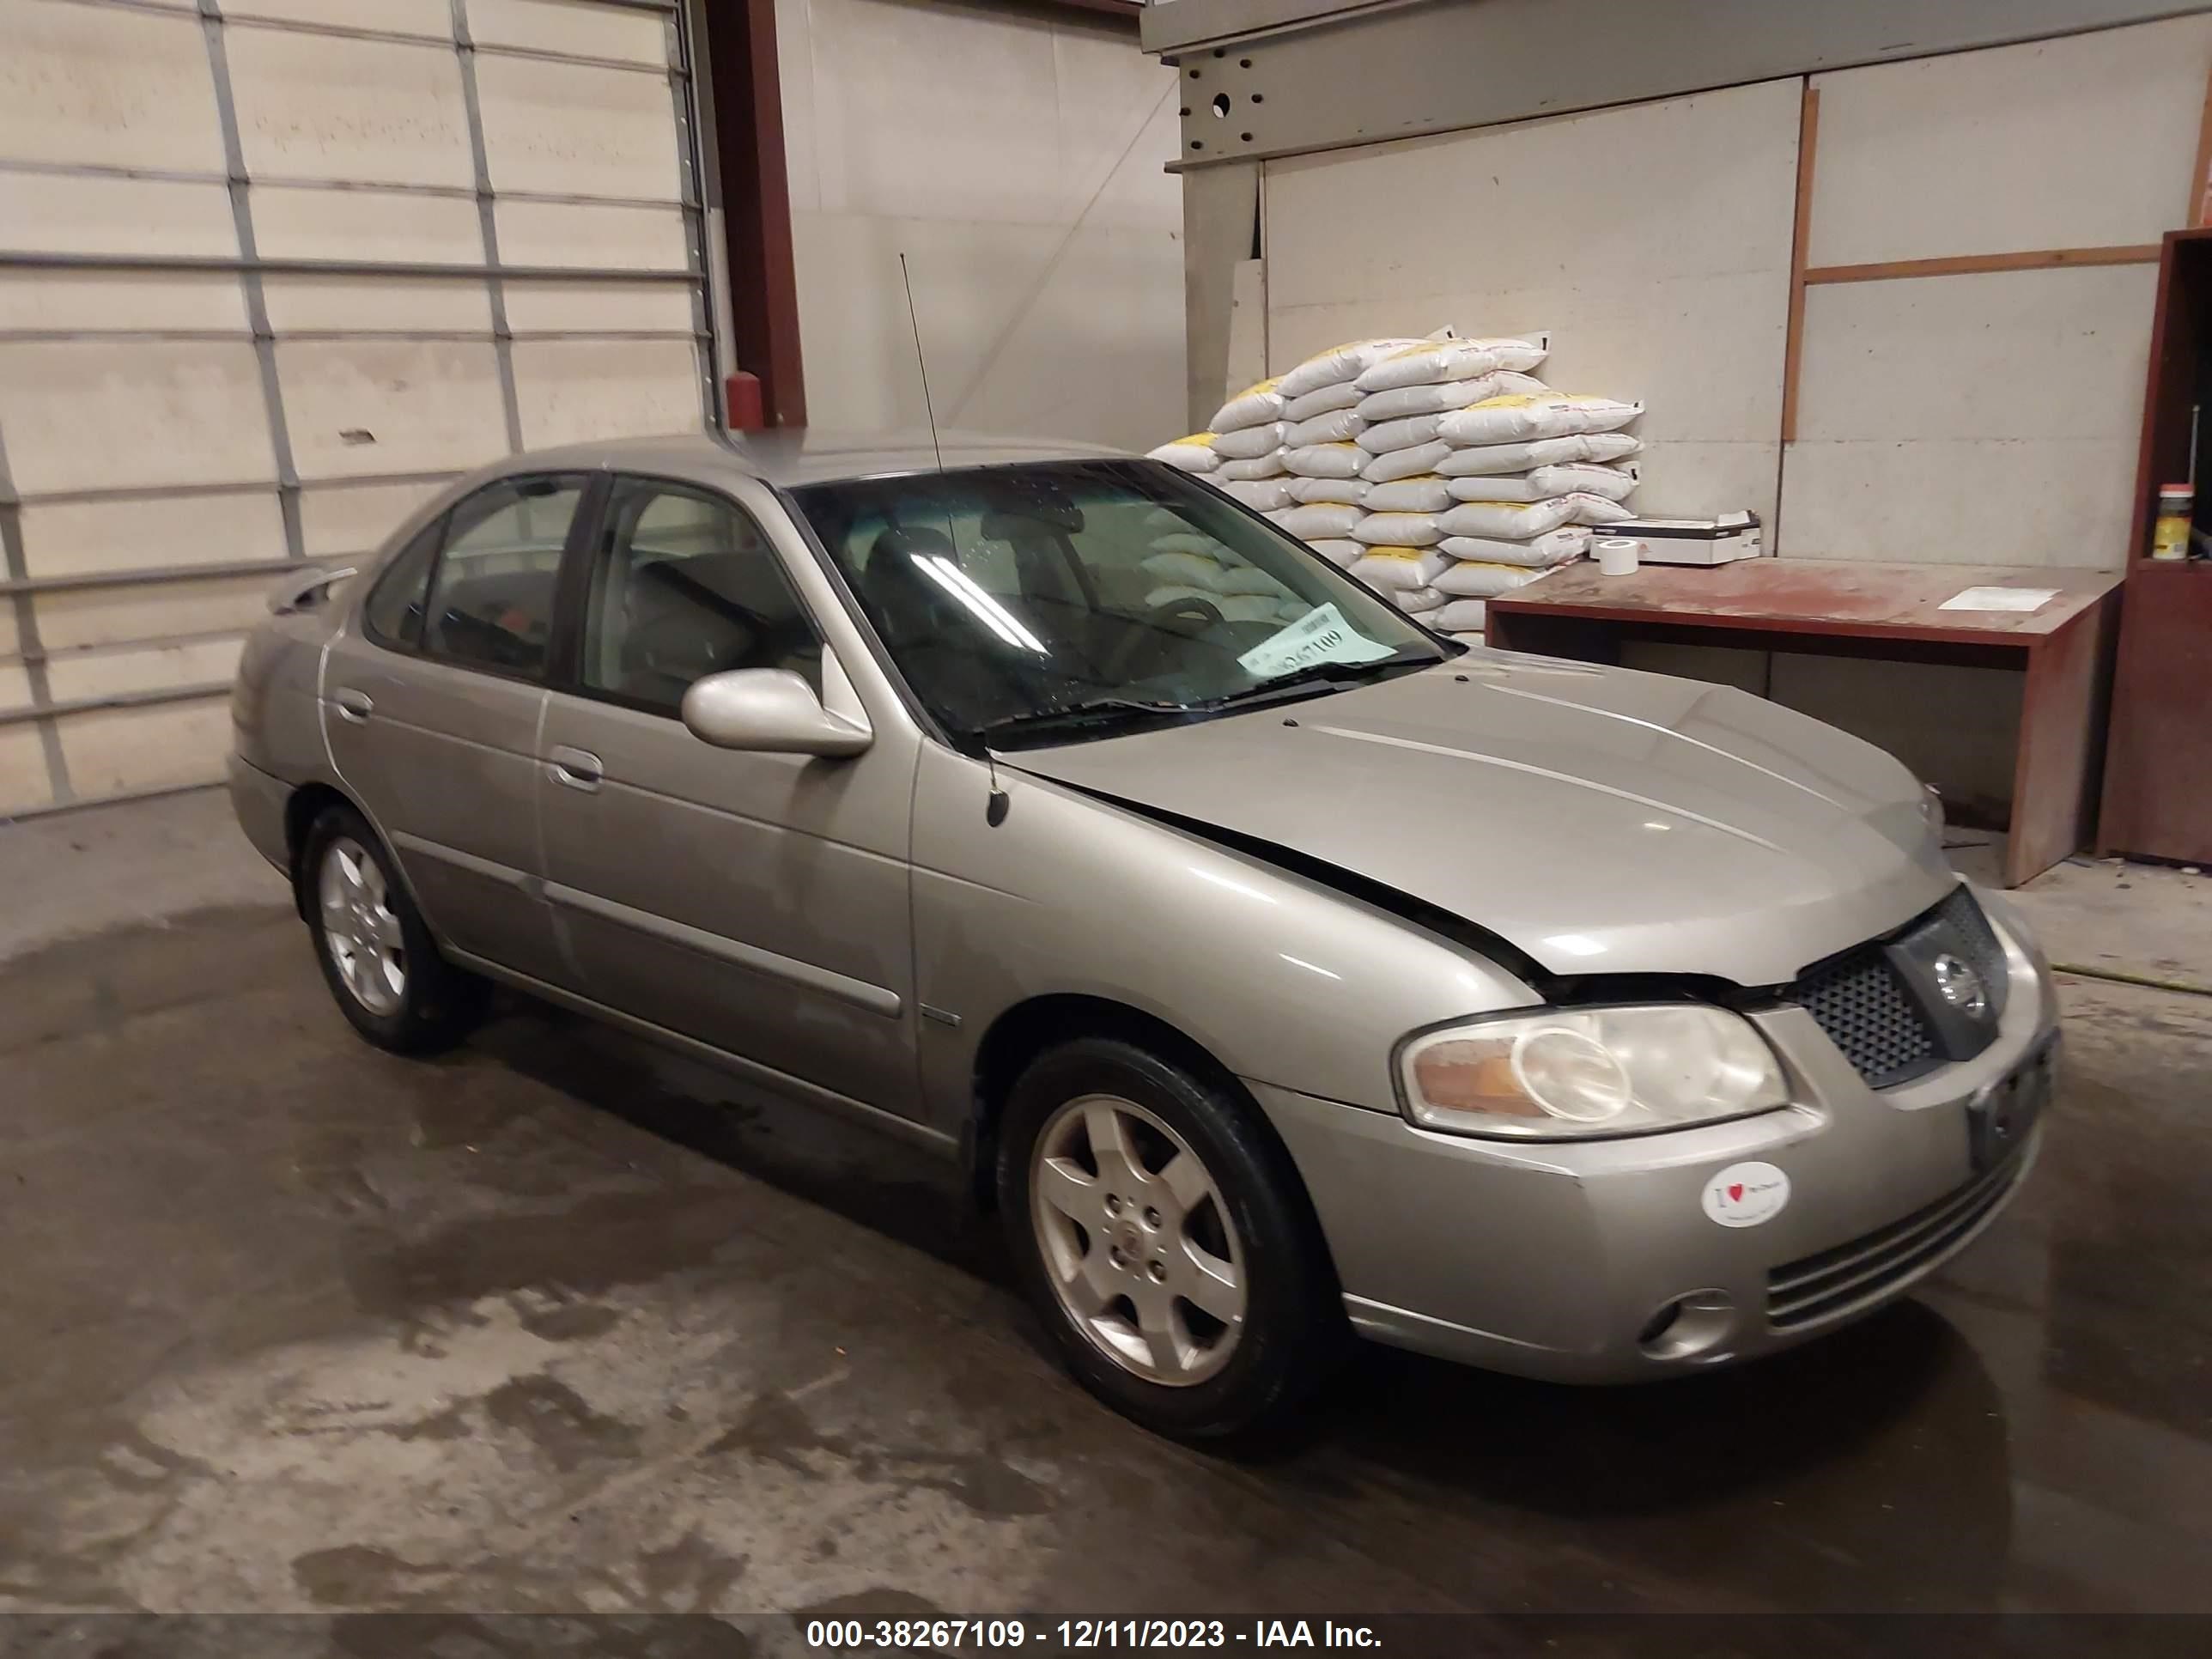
[972,696,1194,746]
[1201,651,1436,711]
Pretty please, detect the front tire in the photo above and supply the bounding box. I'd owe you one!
[997,1036,1344,1440]
[301,804,485,1054]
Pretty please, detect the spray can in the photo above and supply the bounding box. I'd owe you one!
[2152,483,2194,561]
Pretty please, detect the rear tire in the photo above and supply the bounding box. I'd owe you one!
[997,1036,1344,1440]
[301,803,486,1054]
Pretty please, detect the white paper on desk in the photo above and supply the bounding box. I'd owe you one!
[1937,586,2059,613]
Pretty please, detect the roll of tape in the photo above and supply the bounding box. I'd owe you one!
[1595,537,1642,576]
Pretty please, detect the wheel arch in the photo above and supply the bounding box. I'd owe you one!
[963,994,1324,1244]
[282,781,433,933]
[283,781,356,921]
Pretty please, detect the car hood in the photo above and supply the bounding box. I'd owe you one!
[1000,653,1955,986]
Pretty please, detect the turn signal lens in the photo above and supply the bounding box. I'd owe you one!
[1400,1005,1790,1139]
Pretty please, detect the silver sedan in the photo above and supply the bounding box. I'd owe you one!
[228,432,2059,1439]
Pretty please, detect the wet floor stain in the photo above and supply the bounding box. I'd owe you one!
[293,1545,447,1609]
[484,1375,644,1472]
[709,1388,1054,1520]
[340,1187,751,1322]
[515,1297,623,1344]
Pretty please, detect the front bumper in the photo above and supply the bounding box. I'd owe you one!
[1250,889,2061,1383]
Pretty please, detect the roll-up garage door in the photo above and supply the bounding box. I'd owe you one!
[0,0,716,816]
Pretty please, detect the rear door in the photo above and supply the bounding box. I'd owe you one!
[323,472,595,975]
[534,473,921,1115]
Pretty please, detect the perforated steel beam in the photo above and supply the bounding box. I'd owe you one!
[1147,0,2212,168]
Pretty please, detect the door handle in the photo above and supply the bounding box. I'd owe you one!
[548,745,603,793]
[331,689,374,724]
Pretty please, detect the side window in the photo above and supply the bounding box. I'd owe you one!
[581,480,822,714]
[420,475,586,678]
[362,516,444,648]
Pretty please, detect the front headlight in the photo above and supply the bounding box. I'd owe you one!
[1396,1005,1790,1139]
[1920,782,1946,840]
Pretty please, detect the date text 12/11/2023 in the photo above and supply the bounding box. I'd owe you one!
[803,1619,1383,1650]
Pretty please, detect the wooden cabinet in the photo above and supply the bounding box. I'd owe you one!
[2100,228,2212,864]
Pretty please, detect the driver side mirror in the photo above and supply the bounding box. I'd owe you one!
[681,667,872,757]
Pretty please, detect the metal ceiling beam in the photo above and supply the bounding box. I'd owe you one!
[1148,0,2212,168]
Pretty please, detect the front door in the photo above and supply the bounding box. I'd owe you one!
[322,472,592,975]
[535,474,920,1116]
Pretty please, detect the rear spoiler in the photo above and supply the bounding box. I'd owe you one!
[265,564,357,615]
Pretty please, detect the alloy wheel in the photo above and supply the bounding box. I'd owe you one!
[1029,1093,1247,1386]
[319,836,406,1017]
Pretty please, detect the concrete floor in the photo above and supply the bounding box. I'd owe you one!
[3,790,2210,1623]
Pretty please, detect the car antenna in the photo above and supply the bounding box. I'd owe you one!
[901,251,1007,826]
[898,252,945,476]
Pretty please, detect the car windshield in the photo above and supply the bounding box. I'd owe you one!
[789,459,1449,747]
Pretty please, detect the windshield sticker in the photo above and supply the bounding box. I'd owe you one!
[1237,603,1395,678]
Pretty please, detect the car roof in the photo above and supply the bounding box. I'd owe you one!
[471,429,1136,490]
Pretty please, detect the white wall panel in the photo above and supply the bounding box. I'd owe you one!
[0,174,237,260]
[778,0,1185,450]
[233,0,453,40]
[470,0,665,64]
[0,0,225,173]
[790,210,1060,433]
[33,575,276,654]
[262,274,494,335]
[57,699,233,799]
[0,270,246,334]
[952,220,1186,448]
[0,342,276,495]
[776,0,823,215]
[476,55,684,200]
[1780,261,2155,567]
[0,665,34,714]
[510,338,701,446]
[276,339,509,479]
[300,480,453,557]
[225,27,473,188]
[0,728,54,817]
[20,494,289,582]
[1265,81,1801,524]
[493,198,690,270]
[1048,23,1185,234]
[805,0,1070,225]
[251,185,484,265]
[1808,18,2212,266]
[501,277,696,333]
[45,635,247,703]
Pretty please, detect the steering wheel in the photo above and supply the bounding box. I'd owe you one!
[1098,592,1224,684]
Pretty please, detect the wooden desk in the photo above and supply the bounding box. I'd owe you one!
[1484,559,2125,887]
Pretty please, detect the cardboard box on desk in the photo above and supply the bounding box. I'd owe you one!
[1611,511,1763,566]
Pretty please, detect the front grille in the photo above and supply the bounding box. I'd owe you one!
[1934,884,2010,1019]
[1783,884,2008,1089]
[1790,945,1938,1088]
[1766,1153,2026,1329]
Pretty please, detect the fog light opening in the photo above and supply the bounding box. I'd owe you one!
[1638,1291,1736,1361]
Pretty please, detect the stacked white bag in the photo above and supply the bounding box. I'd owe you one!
[1336,335,1644,644]
[1149,331,1646,645]
[1145,374,1299,509]
[1134,511,1309,626]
